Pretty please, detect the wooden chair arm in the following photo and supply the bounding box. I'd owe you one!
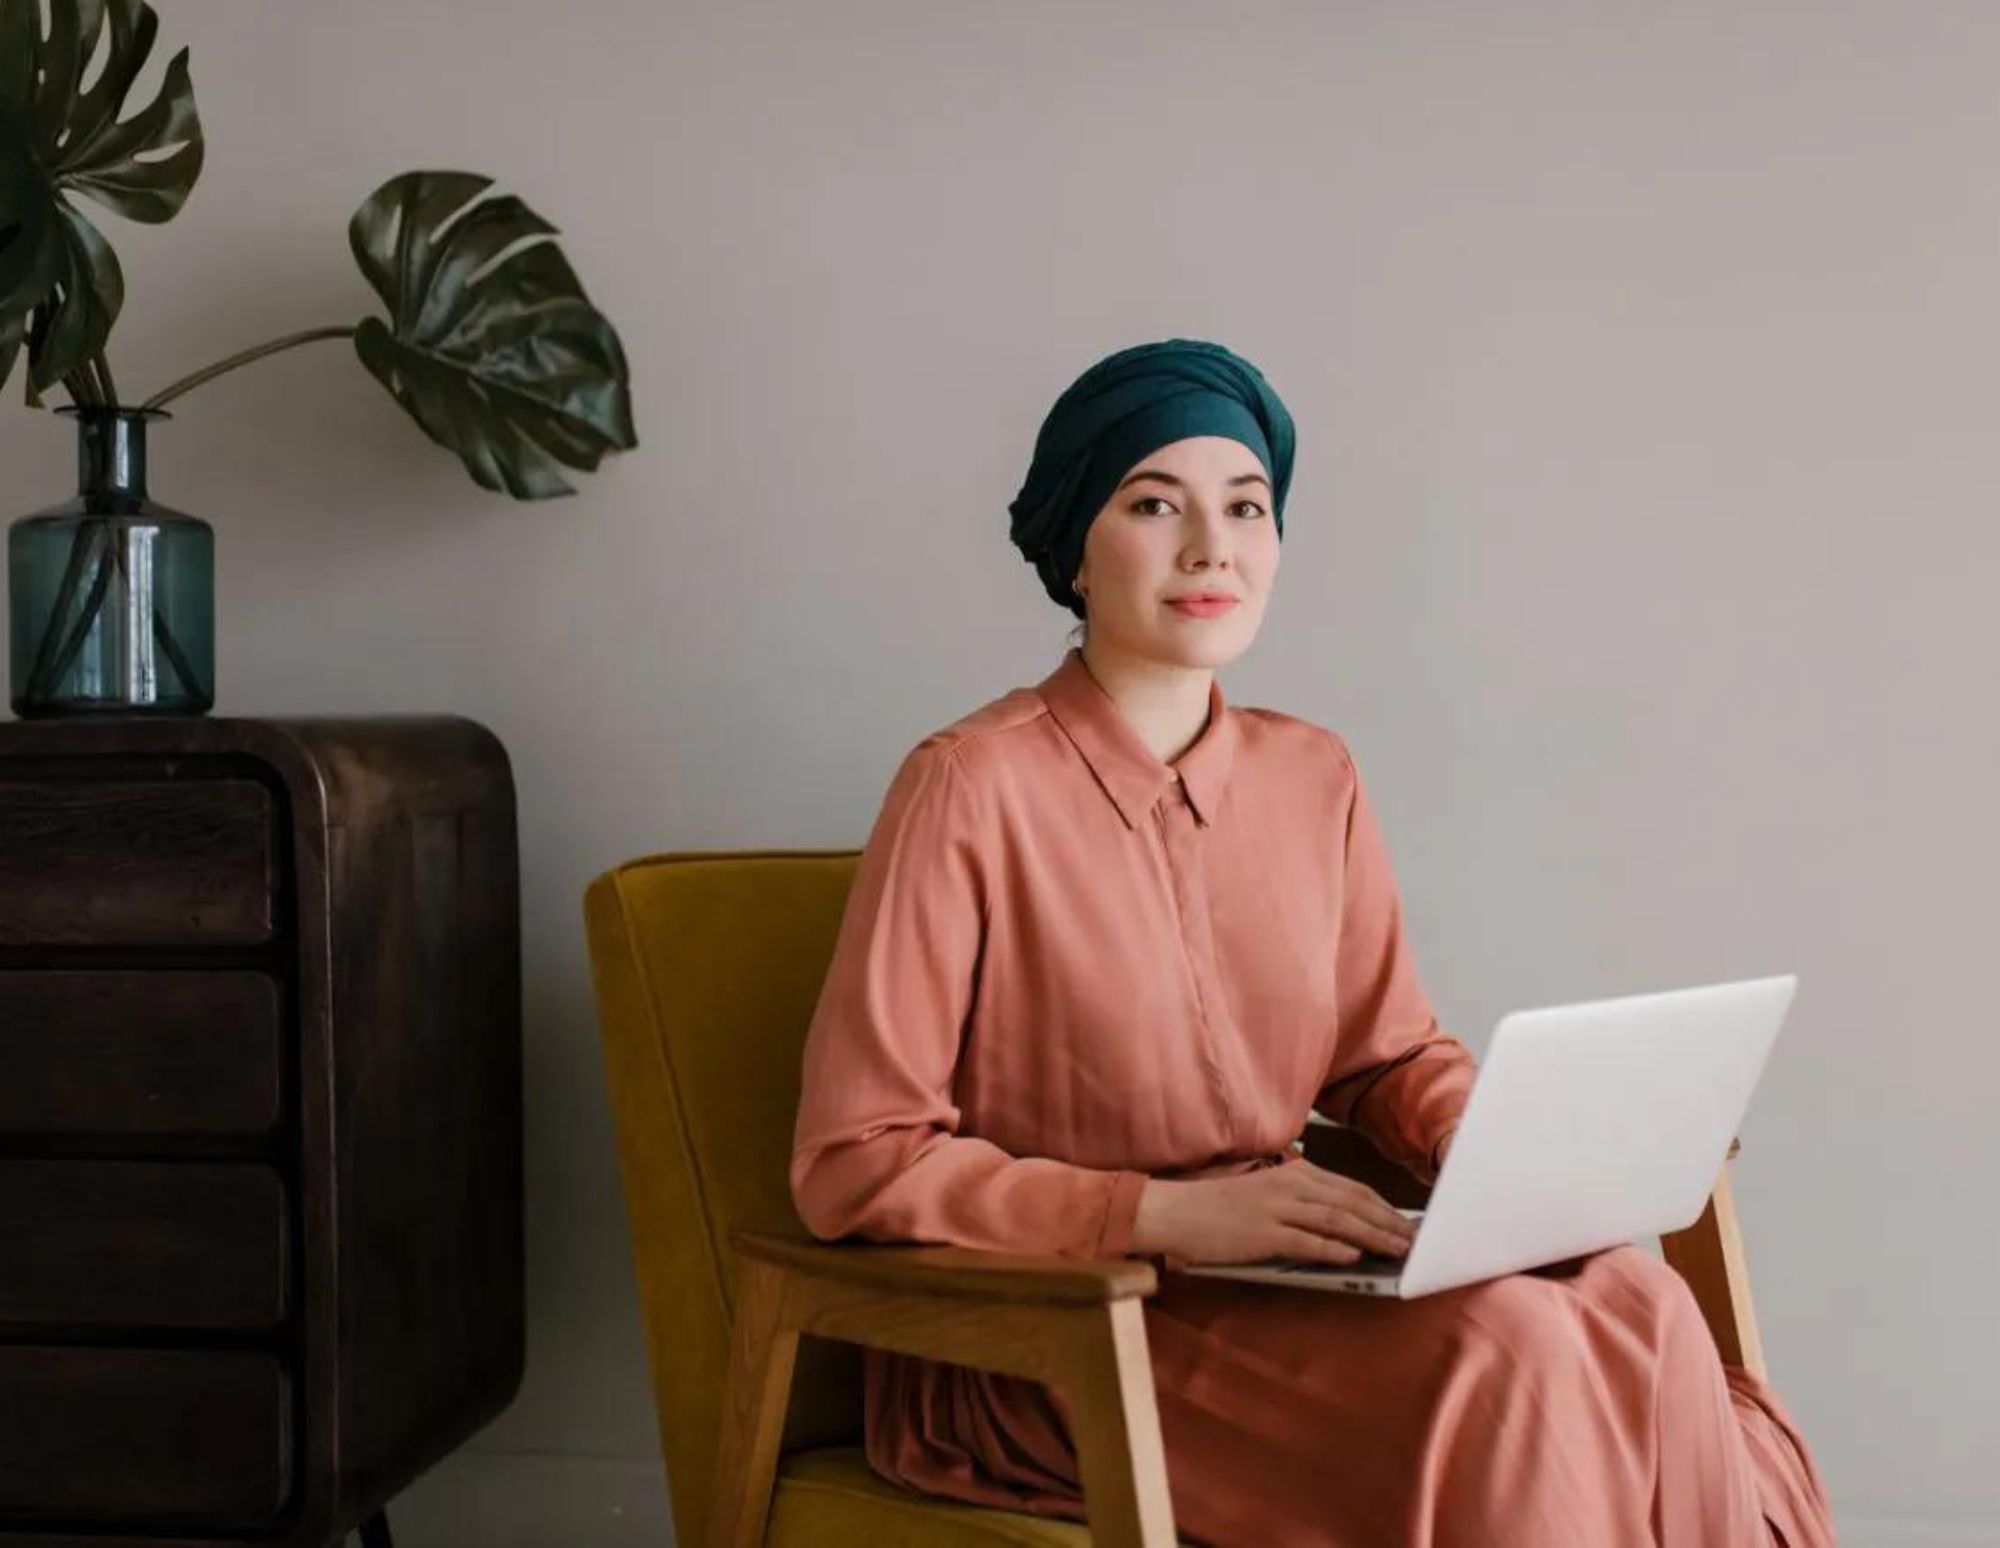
[711,1224,1179,1548]
[1660,1135,1764,1378]
[734,1223,1160,1306]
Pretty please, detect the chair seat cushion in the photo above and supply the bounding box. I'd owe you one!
[770,1444,1199,1547]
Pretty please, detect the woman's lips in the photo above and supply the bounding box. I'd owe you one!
[1166,598,1239,618]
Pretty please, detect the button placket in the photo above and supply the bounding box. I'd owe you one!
[1157,779,1240,1144]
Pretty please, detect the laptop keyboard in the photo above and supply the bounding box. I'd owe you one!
[1266,1210,1424,1274]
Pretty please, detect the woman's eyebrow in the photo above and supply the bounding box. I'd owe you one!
[1115,469,1271,493]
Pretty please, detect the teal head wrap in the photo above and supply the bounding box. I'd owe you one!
[1007,338,1296,619]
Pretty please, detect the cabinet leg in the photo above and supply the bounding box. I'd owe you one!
[357,1511,394,1548]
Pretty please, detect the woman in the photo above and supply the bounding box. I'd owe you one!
[789,338,1835,1547]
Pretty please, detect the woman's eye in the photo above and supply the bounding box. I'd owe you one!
[1129,497,1265,518]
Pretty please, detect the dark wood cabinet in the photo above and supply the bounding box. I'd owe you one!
[0,715,524,1546]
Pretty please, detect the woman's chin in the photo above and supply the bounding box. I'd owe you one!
[1129,626,1255,670]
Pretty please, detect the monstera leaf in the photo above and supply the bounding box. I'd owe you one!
[348,170,636,499]
[0,0,203,399]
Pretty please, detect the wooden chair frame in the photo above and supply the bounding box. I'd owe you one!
[710,1126,1761,1548]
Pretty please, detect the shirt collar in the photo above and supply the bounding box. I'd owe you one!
[1034,646,1239,830]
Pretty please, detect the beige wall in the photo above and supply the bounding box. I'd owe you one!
[4,3,1993,1543]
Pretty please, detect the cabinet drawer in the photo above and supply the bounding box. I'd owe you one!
[0,778,277,945]
[0,1346,291,1524]
[0,970,283,1136]
[0,1161,288,1329]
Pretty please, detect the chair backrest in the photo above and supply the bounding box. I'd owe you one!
[583,849,867,1548]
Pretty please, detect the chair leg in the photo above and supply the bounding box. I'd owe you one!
[1059,1299,1179,1548]
[1661,1160,1766,1380]
[708,1256,803,1548]
[355,1510,393,1548]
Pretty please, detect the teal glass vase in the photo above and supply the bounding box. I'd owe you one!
[8,405,214,717]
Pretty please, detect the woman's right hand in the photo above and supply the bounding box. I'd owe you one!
[1130,1157,1418,1266]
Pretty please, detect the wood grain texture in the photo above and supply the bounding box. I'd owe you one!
[0,1347,291,1523]
[0,970,281,1137]
[0,779,274,946]
[1660,1151,1766,1379]
[0,717,523,1548]
[711,1234,1181,1548]
[0,1160,286,1328]
[735,1224,1160,1305]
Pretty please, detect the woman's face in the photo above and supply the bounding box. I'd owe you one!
[1072,435,1280,667]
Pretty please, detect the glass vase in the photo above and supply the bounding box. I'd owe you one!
[8,404,214,717]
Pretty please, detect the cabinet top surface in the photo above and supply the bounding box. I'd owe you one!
[0,715,513,801]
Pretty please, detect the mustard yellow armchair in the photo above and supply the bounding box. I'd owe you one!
[582,850,1763,1548]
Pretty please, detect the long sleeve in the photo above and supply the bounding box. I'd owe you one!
[789,737,1152,1260]
[1313,734,1478,1185]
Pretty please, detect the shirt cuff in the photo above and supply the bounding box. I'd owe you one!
[1094,1168,1152,1259]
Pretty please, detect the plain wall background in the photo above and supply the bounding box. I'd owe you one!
[2,2,1993,1543]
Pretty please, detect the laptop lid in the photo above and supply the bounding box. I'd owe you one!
[1398,973,1798,1297]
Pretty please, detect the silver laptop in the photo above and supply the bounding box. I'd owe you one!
[1179,974,1798,1298]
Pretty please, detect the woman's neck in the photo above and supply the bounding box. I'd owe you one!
[1078,640,1214,766]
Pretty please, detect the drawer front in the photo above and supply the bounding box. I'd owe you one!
[0,970,283,1137]
[0,1346,291,1524]
[0,1161,288,1329]
[0,778,277,946]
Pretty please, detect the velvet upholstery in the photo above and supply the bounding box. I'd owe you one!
[584,850,1110,1548]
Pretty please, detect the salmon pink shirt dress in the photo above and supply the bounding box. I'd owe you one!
[790,645,1836,1548]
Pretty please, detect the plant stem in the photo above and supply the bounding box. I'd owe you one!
[24,521,205,708]
[106,532,203,698]
[17,362,150,707]
[24,520,115,706]
[141,325,356,410]
[21,359,202,710]
[20,376,105,702]
[22,519,108,703]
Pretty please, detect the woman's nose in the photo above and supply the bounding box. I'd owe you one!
[1184,510,1235,563]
